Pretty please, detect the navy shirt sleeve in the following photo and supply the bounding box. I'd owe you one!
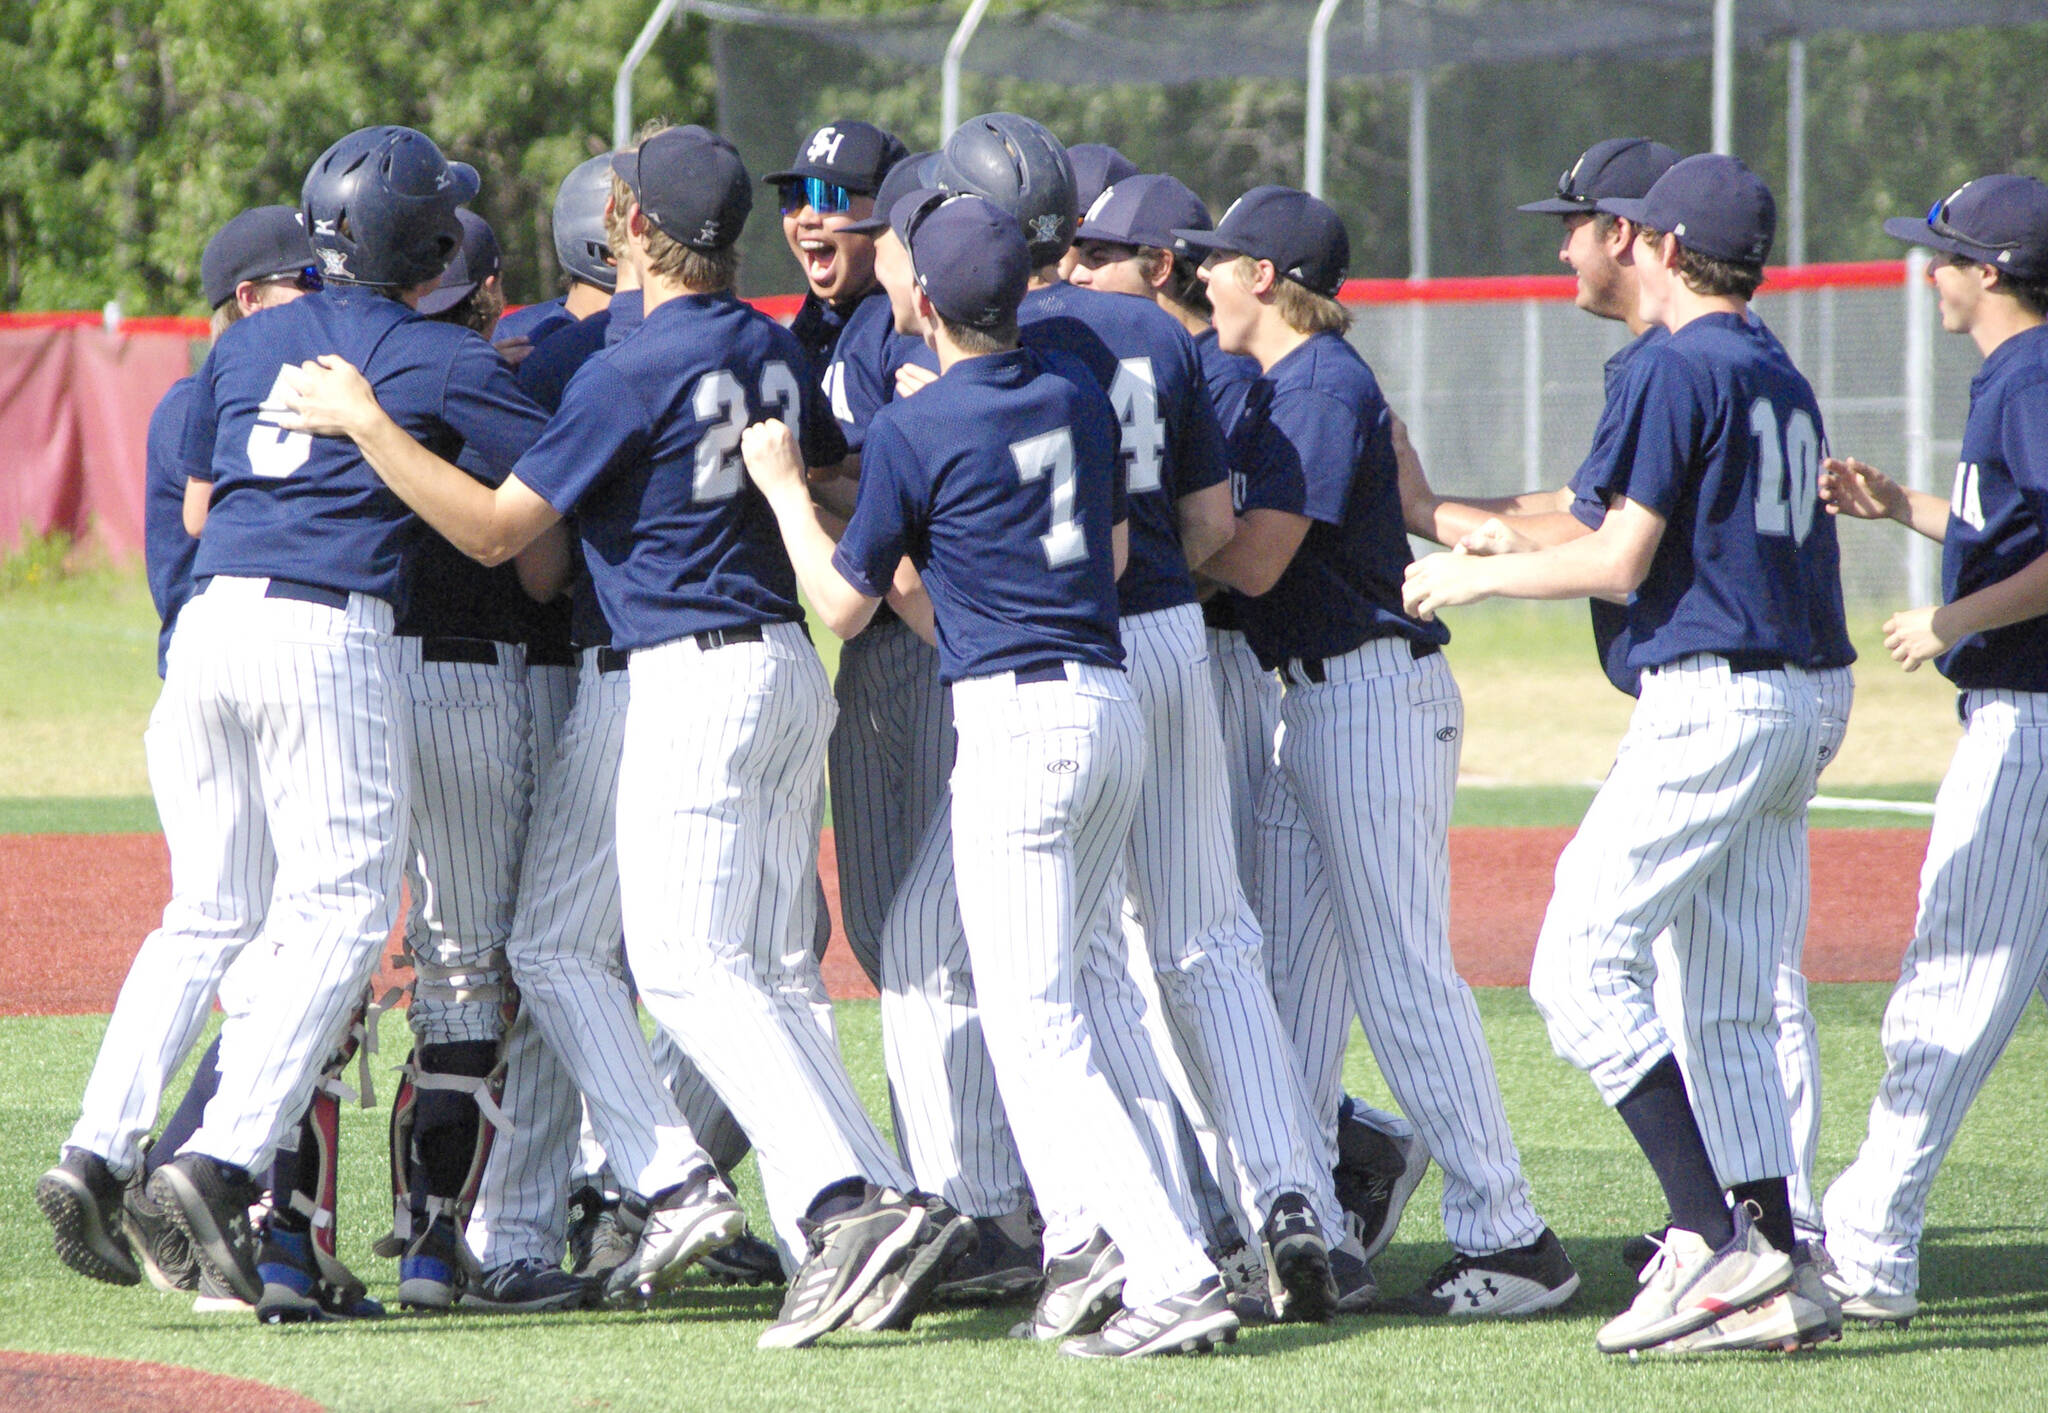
[436,336,549,482]
[510,360,650,517]
[179,347,223,481]
[832,415,924,597]
[1242,388,1362,524]
[1600,348,1706,521]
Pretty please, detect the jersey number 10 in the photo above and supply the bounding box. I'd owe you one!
[1750,398,1820,546]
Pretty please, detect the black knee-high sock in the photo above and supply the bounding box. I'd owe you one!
[1729,1178,1796,1255]
[147,1035,223,1177]
[1615,1055,1734,1249]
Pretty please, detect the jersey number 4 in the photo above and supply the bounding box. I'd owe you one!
[694,362,801,503]
[1109,357,1167,495]
[1011,427,1086,569]
[247,367,314,479]
[1750,398,1820,545]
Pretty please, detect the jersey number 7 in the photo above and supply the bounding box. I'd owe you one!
[1011,427,1086,569]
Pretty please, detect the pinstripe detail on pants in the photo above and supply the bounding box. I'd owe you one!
[1824,687,2048,1300]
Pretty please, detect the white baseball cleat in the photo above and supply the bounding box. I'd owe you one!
[1595,1206,1793,1355]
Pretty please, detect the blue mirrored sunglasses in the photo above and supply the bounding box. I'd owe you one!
[263,265,324,292]
[1927,196,2020,252]
[779,176,856,216]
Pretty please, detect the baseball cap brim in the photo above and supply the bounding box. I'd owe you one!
[611,149,642,196]
[1882,215,1974,260]
[1595,196,1651,224]
[1171,228,1243,257]
[1071,219,1144,247]
[447,162,481,205]
[1517,195,1597,215]
[415,280,479,316]
[762,162,883,194]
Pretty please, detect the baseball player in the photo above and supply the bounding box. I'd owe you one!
[1403,140,1856,1350]
[741,186,1238,1358]
[1067,171,1432,1279]
[493,157,615,350]
[1056,143,1137,282]
[38,126,550,1313]
[1817,174,2048,1329]
[1185,185,1577,1321]
[280,124,972,1349]
[1404,153,1830,1353]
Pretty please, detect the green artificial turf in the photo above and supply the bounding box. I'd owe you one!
[6,990,2048,1411]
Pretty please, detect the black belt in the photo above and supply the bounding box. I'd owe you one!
[415,636,503,666]
[1200,597,1238,631]
[1012,660,1071,685]
[694,625,764,651]
[1722,650,1789,675]
[596,647,630,674]
[527,642,575,668]
[196,576,349,611]
[1278,638,1439,686]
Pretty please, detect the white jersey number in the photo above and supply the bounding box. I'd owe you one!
[1750,398,1820,546]
[246,367,313,479]
[1109,357,1166,495]
[1950,461,1985,532]
[693,361,800,504]
[822,358,853,425]
[1011,427,1086,569]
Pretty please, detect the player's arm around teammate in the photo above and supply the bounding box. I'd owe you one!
[1817,175,2048,1326]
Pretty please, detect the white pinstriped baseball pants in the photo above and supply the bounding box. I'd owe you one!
[1259,639,1544,1256]
[950,662,1216,1306]
[1119,607,1340,1241]
[617,624,908,1253]
[1824,687,2048,1299]
[1654,663,1852,1241]
[1532,653,1820,1191]
[394,641,532,1046]
[828,613,957,984]
[466,649,718,1269]
[69,577,409,1178]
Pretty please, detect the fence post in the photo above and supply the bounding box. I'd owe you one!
[1522,299,1542,491]
[1903,248,1934,606]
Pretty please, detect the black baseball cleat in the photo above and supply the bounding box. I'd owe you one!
[1261,1191,1336,1323]
[462,1259,598,1314]
[1058,1276,1240,1359]
[1379,1227,1580,1318]
[256,1227,387,1323]
[1334,1105,1432,1263]
[147,1153,265,1305]
[124,1171,199,1293]
[932,1213,1042,1304]
[700,1231,788,1287]
[36,1148,141,1287]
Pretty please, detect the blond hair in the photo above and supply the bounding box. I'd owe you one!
[1231,255,1350,335]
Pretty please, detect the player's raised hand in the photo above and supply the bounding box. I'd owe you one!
[1457,516,1536,557]
[1403,550,1491,622]
[894,363,939,399]
[741,419,808,501]
[493,334,535,367]
[278,355,380,438]
[1883,605,1949,671]
[1820,456,1904,521]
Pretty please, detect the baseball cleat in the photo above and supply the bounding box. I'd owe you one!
[124,1171,199,1293]
[1818,1270,1918,1327]
[148,1153,265,1306]
[1334,1105,1432,1263]
[1212,1241,1272,1326]
[397,1213,465,1311]
[1381,1226,1579,1319]
[700,1232,788,1287]
[36,1149,141,1287]
[192,1263,254,1314]
[565,1186,626,1279]
[1010,1228,1126,1341]
[932,1213,1042,1304]
[1058,1276,1240,1359]
[603,1167,746,1302]
[463,1259,599,1314]
[256,1227,386,1323]
[1261,1191,1336,1323]
[1595,1207,1792,1354]
[1650,1249,1842,1354]
[757,1186,926,1350]
[846,1194,978,1332]
[1330,1235,1379,1314]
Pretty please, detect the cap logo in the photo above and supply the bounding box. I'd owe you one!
[1030,213,1063,244]
[807,127,845,166]
[434,169,453,190]
[1565,156,1584,186]
[316,248,349,276]
[2000,251,2014,264]
[1674,221,1687,237]
[698,219,722,245]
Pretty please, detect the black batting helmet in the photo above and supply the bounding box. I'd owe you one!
[935,113,1077,268]
[302,126,480,288]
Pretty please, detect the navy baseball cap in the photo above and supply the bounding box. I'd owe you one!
[765,120,908,197]
[1173,185,1350,297]
[842,151,940,237]
[1884,175,2048,281]
[201,205,316,309]
[1075,173,1212,257]
[1068,144,1139,216]
[896,189,1030,330]
[416,208,502,316]
[1518,137,1683,215]
[1601,153,1775,265]
[614,125,751,251]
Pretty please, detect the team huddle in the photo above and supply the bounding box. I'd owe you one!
[29,105,2048,1360]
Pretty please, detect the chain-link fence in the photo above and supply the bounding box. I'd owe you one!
[1352,257,1972,607]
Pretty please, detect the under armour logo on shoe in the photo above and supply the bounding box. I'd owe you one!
[1463,1277,1499,1307]
[807,127,845,165]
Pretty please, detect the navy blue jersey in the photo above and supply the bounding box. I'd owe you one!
[1196,328,1264,636]
[395,443,533,645]
[1229,333,1446,663]
[834,346,1128,683]
[517,309,612,414]
[1937,323,2048,689]
[144,377,199,677]
[1016,283,1227,617]
[181,288,547,612]
[790,290,861,373]
[823,290,925,452]
[512,292,846,651]
[605,289,644,347]
[497,297,574,348]
[1597,312,1830,673]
